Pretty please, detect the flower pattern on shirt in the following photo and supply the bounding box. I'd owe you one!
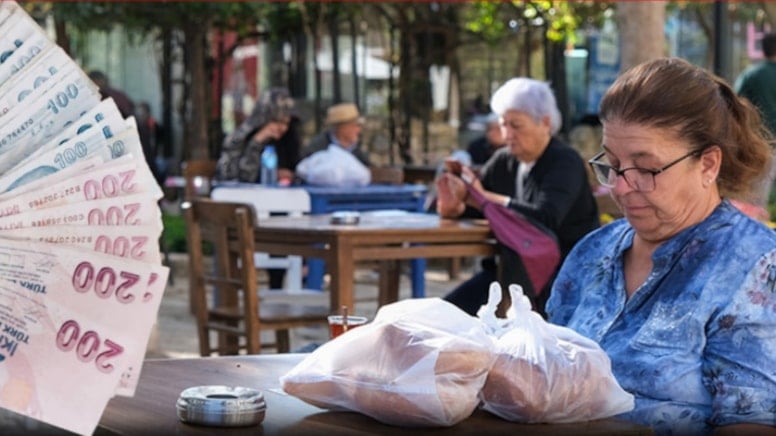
[546,200,776,435]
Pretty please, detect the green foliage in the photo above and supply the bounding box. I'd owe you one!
[162,213,188,254]
[463,2,507,45]
[463,1,613,45]
[49,2,268,36]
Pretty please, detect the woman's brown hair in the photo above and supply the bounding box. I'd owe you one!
[599,57,773,202]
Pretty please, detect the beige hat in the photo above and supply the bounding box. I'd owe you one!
[325,103,363,126]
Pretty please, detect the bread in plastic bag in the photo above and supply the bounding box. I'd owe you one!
[478,282,634,423]
[280,298,496,427]
[295,144,371,187]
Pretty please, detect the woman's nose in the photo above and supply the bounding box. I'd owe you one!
[611,173,634,195]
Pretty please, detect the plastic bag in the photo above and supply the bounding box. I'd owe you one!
[478,282,634,423]
[296,144,371,187]
[280,298,497,427]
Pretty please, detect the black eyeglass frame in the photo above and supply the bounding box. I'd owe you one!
[588,149,703,192]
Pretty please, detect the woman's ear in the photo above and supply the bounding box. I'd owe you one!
[701,145,722,180]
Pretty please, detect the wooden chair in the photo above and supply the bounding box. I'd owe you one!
[370,166,404,185]
[183,199,329,356]
[211,186,313,294]
[182,159,218,201]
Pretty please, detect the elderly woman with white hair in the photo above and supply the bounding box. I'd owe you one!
[437,77,599,317]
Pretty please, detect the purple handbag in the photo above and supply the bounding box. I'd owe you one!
[466,183,561,295]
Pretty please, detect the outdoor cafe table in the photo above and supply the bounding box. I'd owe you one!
[212,182,429,295]
[253,212,494,311]
[95,354,653,435]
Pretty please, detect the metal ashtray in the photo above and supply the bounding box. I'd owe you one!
[177,385,266,427]
[330,211,360,225]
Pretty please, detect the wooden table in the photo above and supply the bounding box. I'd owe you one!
[96,354,653,435]
[253,212,495,311]
[212,183,430,294]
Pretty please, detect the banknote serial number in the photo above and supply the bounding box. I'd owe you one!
[56,320,123,373]
[27,185,80,208]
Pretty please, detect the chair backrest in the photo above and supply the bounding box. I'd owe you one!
[211,187,311,292]
[211,186,310,220]
[370,166,404,185]
[183,198,263,355]
[182,160,218,201]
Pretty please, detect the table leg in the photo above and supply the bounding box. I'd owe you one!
[305,259,325,290]
[410,258,426,298]
[329,241,355,312]
[378,261,400,306]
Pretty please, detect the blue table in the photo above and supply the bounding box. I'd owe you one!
[301,184,428,297]
[303,185,427,214]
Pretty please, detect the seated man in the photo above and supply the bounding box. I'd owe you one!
[304,102,370,166]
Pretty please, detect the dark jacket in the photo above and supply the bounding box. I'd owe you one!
[216,116,302,183]
[467,137,599,256]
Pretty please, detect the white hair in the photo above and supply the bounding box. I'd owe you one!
[489,78,562,135]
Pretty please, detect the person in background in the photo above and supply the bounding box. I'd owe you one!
[135,102,164,186]
[735,32,776,136]
[734,31,776,220]
[88,70,135,119]
[467,112,506,167]
[216,87,299,185]
[436,77,599,317]
[547,58,776,434]
[216,87,300,290]
[304,102,370,166]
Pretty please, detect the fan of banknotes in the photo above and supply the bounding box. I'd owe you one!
[0,2,169,435]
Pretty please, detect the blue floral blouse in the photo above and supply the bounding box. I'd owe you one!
[546,200,776,434]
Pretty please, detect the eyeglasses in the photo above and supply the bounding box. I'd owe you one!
[588,149,702,192]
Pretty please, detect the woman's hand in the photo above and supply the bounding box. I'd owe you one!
[436,172,467,217]
[252,121,287,144]
[459,166,483,208]
[277,168,294,186]
[458,165,511,209]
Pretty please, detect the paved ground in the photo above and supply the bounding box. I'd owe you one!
[146,253,476,359]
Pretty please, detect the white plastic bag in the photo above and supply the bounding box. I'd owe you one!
[280,298,497,427]
[478,282,634,423]
[296,144,371,187]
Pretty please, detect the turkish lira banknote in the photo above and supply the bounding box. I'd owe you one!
[0,1,170,434]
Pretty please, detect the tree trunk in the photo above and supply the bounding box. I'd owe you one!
[329,8,341,103]
[184,20,210,160]
[763,2,776,28]
[349,17,360,108]
[161,28,174,159]
[53,17,70,55]
[616,2,667,73]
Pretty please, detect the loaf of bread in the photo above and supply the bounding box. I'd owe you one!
[282,316,495,427]
[480,325,633,423]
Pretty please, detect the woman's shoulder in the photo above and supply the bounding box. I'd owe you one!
[710,201,776,245]
[565,219,630,261]
[545,137,586,162]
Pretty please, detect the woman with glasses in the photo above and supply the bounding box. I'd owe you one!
[546,58,776,434]
[436,77,599,317]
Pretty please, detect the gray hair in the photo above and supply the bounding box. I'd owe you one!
[490,78,562,135]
